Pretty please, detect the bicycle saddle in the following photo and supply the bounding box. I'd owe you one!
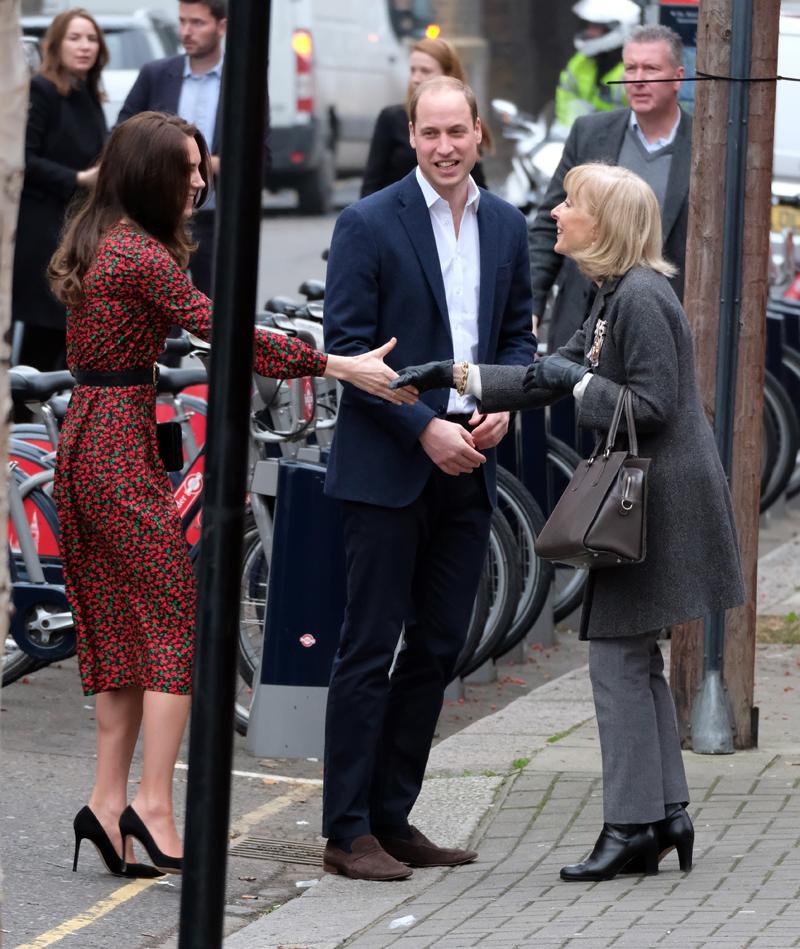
[156,366,208,395]
[298,278,325,301]
[264,295,300,317]
[10,366,75,403]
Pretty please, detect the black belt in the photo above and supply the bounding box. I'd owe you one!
[73,365,158,387]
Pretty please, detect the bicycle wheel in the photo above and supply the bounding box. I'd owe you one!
[5,471,73,682]
[761,369,800,512]
[545,435,589,622]
[451,567,491,680]
[234,513,272,736]
[3,637,38,686]
[490,468,554,661]
[457,508,522,678]
[780,347,800,499]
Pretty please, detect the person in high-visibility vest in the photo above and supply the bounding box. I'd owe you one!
[554,0,641,130]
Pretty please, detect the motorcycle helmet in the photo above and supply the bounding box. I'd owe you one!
[572,0,641,57]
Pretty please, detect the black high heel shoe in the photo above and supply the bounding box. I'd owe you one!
[623,804,695,874]
[119,805,183,874]
[560,823,659,882]
[73,806,164,878]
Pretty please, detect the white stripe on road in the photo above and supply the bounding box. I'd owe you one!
[175,761,323,787]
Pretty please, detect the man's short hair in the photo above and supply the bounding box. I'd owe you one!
[408,76,478,127]
[625,24,683,69]
[182,0,227,20]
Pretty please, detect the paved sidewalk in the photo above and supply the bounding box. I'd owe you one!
[226,532,800,949]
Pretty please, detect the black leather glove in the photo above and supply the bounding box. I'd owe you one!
[522,354,589,393]
[389,359,454,392]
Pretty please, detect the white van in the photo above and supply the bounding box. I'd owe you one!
[267,0,436,213]
[772,10,800,226]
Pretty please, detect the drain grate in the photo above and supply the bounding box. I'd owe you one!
[228,836,325,866]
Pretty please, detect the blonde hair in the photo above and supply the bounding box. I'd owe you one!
[563,163,677,281]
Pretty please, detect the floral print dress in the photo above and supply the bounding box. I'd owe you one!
[54,222,327,695]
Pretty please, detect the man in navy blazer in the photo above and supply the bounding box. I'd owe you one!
[321,77,536,881]
[117,0,227,296]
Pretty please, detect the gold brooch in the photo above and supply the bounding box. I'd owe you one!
[588,318,607,368]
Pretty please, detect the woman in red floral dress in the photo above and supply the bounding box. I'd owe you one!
[49,111,413,876]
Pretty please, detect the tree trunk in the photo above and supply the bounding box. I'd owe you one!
[671,0,780,749]
[0,0,28,918]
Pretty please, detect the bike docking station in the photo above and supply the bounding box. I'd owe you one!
[246,454,346,759]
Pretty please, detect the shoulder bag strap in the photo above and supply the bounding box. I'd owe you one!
[623,388,638,456]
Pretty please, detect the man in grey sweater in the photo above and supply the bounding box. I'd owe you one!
[529,24,691,352]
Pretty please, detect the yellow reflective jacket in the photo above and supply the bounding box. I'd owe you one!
[555,52,627,129]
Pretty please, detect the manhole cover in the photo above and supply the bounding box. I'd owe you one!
[229,836,325,866]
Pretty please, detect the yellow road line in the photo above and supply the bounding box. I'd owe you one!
[229,784,311,840]
[16,788,313,948]
[15,878,158,949]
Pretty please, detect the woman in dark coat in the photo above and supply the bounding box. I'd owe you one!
[13,7,108,372]
[392,162,745,883]
[360,37,489,197]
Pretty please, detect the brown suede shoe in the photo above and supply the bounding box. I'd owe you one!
[323,835,413,881]
[376,825,478,867]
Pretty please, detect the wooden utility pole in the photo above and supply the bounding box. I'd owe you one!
[670,0,780,750]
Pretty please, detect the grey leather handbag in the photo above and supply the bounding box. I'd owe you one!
[535,386,650,568]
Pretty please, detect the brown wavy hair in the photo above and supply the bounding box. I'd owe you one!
[405,37,494,153]
[50,112,211,306]
[39,8,108,100]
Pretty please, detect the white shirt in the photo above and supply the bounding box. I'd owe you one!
[629,108,681,153]
[415,166,481,414]
[178,54,224,210]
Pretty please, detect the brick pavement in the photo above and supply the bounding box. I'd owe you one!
[336,645,800,949]
[226,644,800,948]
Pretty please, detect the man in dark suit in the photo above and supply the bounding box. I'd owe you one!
[321,77,536,881]
[530,24,691,351]
[117,0,226,296]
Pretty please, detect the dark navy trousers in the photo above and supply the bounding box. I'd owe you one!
[322,465,492,840]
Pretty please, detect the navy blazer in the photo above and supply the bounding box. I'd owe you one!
[323,171,536,508]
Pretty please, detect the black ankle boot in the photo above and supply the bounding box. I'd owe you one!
[623,804,695,874]
[560,823,659,882]
[656,804,694,870]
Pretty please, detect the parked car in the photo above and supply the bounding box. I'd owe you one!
[20,8,179,127]
[267,0,437,214]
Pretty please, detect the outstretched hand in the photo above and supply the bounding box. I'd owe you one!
[389,359,455,393]
[325,338,418,405]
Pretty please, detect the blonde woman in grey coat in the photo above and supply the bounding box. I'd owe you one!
[392,162,745,883]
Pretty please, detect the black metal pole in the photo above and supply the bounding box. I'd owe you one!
[693,0,752,753]
[178,2,271,944]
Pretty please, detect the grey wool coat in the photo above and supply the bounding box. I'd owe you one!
[478,265,746,640]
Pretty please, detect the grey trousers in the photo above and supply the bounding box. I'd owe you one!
[589,634,690,824]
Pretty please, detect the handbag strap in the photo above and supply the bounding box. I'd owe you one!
[600,385,638,458]
[623,389,638,456]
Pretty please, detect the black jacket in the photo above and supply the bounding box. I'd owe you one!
[13,74,107,329]
[360,103,487,198]
[528,107,692,352]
